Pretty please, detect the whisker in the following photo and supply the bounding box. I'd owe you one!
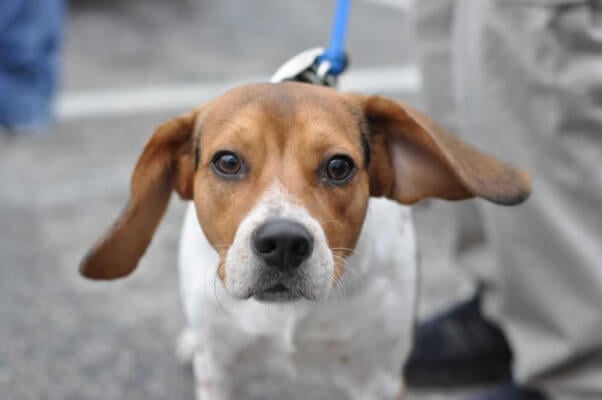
[331,268,347,300]
[331,254,364,288]
[331,247,363,258]
[318,219,345,229]
[212,271,230,316]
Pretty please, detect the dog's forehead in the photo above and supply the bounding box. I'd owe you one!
[202,82,360,136]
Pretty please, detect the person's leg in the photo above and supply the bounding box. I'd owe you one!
[409,0,458,131]
[405,0,515,388]
[453,0,602,397]
[0,0,65,134]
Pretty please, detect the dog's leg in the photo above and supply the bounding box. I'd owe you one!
[192,350,232,400]
[175,327,198,365]
[175,326,229,400]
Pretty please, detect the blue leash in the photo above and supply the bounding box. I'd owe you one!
[318,0,350,76]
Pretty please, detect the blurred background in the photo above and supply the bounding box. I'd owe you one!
[0,0,477,398]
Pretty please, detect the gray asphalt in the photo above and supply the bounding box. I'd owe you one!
[1,1,481,399]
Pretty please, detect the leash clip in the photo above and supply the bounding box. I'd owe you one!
[270,47,346,88]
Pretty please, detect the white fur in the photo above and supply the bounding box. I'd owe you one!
[178,196,417,400]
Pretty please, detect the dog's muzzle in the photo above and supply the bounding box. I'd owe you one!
[223,182,334,303]
[250,218,315,302]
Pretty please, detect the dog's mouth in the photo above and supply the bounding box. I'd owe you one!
[253,282,302,303]
[265,283,288,293]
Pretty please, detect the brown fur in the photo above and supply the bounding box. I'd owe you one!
[80,82,531,281]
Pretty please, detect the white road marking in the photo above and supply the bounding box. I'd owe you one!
[359,0,412,11]
[57,64,421,121]
[339,64,420,93]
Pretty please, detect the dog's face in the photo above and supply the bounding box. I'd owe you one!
[194,87,371,301]
[80,83,531,302]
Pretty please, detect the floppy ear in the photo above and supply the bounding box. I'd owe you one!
[346,94,531,205]
[80,108,203,280]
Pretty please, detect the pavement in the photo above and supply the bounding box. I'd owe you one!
[1,1,483,399]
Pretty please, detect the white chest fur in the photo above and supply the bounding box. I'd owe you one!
[178,198,417,400]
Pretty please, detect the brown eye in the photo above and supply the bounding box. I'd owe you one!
[325,155,355,183]
[212,152,242,176]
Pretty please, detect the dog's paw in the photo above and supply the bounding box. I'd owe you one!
[175,327,199,365]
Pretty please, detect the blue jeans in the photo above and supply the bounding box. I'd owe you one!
[0,0,65,133]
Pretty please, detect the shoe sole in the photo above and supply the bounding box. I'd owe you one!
[404,360,512,389]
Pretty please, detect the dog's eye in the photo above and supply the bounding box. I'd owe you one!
[325,155,355,183]
[212,152,242,176]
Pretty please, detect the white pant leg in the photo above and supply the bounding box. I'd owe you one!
[453,1,602,398]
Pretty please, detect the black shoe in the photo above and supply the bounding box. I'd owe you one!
[472,383,547,400]
[404,292,513,388]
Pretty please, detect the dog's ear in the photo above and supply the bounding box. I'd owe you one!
[346,94,531,205]
[80,107,204,280]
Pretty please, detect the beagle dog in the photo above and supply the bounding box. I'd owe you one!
[80,82,530,400]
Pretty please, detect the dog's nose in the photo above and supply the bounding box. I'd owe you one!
[252,218,313,269]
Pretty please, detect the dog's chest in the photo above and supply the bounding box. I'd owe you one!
[179,198,417,399]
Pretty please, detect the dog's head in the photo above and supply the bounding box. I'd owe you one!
[80,83,530,302]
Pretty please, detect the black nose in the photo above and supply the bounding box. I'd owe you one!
[252,218,314,270]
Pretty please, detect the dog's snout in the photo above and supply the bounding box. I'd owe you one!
[252,218,313,270]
